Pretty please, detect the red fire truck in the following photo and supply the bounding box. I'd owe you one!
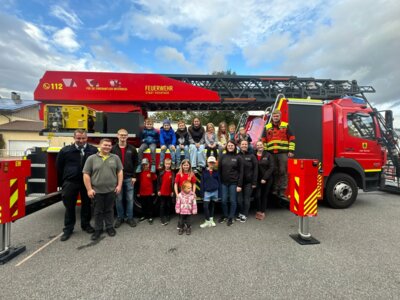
[26,71,399,210]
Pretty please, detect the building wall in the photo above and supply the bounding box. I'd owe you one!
[0,115,11,125]
[0,131,71,157]
[0,106,40,125]
[12,106,40,121]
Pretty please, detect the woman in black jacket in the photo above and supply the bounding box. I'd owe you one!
[254,141,274,220]
[237,140,258,222]
[218,140,243,226]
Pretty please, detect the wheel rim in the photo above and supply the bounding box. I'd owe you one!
[333,181,353,202]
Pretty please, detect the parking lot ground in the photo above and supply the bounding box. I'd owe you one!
[1,191,400,299]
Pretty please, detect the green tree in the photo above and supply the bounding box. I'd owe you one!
[153,70,242,125]
[211,69,237,76]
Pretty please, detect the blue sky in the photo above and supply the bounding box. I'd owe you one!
[0,0,399,124]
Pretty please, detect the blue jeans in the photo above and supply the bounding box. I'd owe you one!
[221,184,237,219]
[175,145,189,166]
[189,144,206,168]
[116,178,134,220]
[160,144,176,164]
[138,143,157,165]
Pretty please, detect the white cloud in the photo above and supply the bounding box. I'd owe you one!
[155,46,198,72]
[243,33,291,67]
[50,5,82,29]
[116,12,181,42]
[0,12,142,99]
[52,27,80,52]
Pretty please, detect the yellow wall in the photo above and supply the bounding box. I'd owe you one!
[1,131,72,149]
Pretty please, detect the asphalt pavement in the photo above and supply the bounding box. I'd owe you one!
[1,191,400,299]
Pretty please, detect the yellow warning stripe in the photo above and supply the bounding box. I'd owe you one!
[317,174,323,198]
[10,179,18,208]
[304,203,318,215]
[292,176,300,212]
[364,169,381,173]
[303,188,318,211]
[304,194,318,213]
[12,209,18,218]
[276,98,285,111]
[303,196,317,213]
[287,98,323,104]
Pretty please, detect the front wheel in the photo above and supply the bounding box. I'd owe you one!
[325,173,358,209]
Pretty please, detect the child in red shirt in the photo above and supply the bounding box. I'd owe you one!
[174,159,197,195]
[157,158,174,225]
[138,158,157,224]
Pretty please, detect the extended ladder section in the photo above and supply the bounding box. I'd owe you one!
[166,75,375,110]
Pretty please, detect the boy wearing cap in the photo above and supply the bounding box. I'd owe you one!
[200,156,220,228]
[137,158,157,224]
[159,119,176,169]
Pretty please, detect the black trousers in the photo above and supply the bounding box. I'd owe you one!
[141,196,155,219]
[178,215,191,228]
[255,180,272,212]
[159,195,172,219]
[62,181,92,233]
[93,192,116,231]
[203,201,215,221]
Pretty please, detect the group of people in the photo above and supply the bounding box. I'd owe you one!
[56,109,295,241]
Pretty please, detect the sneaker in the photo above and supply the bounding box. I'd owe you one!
[240,215,247,223]
[106,227,116,237]
[235,214,242,221]
[91,230,102,241]
[186,226,192,235]
[200,220,211,228]
[82,225,95,234]
[139,216,146,222]
[60,232,72,242]
[178,227,184,235]
[209,217,216,227]
[148,218,154,225]
[227,218,233,226]
[136,165,142,173]
[218,216,227,223]
[161,218,169,226]
[127,218,137,227]
[151,165,156,173]
[193,168,198,174]
[114,218,123,228]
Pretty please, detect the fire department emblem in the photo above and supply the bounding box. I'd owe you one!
[362,142,368,149]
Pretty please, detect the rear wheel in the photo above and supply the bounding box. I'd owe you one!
[325,173,358,209]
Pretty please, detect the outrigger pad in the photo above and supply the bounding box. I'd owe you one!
[0,246,26,265]
[290,234,320,245]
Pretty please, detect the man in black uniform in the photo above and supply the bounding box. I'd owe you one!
[56,129,98,241]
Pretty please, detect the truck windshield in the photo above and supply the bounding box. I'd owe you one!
[347,113,376,140]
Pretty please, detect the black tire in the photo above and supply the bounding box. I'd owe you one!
[325,172,358,209]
